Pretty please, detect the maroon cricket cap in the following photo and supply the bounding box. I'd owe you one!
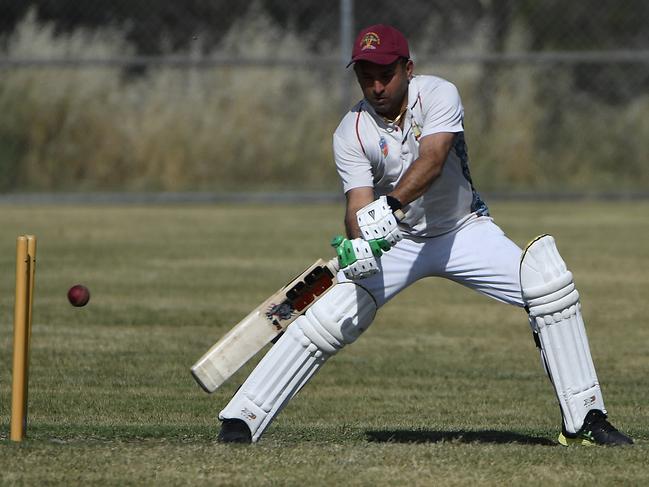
[347,24,410,67]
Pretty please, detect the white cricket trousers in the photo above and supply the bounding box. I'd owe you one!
[346,215,525,309]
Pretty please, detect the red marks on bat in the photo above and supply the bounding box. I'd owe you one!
[286,266,334,312]
[266,265,336,330]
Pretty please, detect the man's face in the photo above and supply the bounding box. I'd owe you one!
[354,59,413,118]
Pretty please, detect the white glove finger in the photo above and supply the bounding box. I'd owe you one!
[346,247,379,279]
[360,226,374,241]
[385,228,403,247]
[360,214,393,233]
[350,259,369,277]
[379,214,402,240]
[384,213,399,231]
[352,239,373,259]
[363,257,379,275]
[361,254,378,271]
[369,221,387,240]
[354,264,378,279]
[368,220,402,246]
[348,261,362,279]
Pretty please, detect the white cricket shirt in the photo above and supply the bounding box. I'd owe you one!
[333,75,488,237]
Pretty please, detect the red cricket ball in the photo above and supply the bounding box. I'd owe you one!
[67,284,90,307]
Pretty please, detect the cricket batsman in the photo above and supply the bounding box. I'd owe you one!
[216,24,633,446]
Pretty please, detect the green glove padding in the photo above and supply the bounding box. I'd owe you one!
[331,235,391,268]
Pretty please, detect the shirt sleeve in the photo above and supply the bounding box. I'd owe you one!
[333,131,374,193]
[419,81,464,137]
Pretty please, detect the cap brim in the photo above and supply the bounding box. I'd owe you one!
[346,52,401,68]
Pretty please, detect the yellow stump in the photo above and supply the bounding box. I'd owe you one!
[11,235,36,442]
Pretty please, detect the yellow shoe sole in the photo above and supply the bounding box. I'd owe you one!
[558,432,596,446]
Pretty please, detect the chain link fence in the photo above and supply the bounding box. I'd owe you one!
[1,0,648,193]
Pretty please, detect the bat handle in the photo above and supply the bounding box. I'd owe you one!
[394,208,406,221]
[327,257,340,273]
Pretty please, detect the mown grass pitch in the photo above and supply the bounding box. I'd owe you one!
[1,201,648,485]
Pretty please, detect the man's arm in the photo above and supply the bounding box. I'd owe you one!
[388,132,456,206]
[344,186,375,238]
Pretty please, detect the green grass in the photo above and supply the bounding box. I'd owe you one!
[1,201,648,486]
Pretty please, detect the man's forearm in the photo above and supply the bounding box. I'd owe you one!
[389,132,455,206]
[344,187,375,238]
[389,156,444,206]
[345,211,362,239]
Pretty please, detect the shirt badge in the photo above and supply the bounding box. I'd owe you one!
[412,121,422,141]
[379,137,389,157]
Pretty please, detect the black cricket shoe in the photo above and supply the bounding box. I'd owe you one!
[217,418,252,444]
[558,409,633,446]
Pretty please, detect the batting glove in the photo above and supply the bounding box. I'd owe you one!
[356,195,403,249]
[331,236,390,280]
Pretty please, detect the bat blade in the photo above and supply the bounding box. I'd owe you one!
[191,258,339,393]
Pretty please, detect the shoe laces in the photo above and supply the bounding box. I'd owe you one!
[586,410,618,433]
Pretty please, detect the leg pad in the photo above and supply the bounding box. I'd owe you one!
[219,282,376,441]
[520,235,606,433]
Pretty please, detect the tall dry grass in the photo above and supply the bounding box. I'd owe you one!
[1,10,648,192]
[0,10,341,192]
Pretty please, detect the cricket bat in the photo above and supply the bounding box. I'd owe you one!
[191,257,340,393]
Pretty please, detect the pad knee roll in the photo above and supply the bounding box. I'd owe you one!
[520,235,605,433]
[219,282,376,441]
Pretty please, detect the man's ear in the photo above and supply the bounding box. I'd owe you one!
[405,59,414,80]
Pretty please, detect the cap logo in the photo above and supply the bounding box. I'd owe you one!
[360,32,380,51]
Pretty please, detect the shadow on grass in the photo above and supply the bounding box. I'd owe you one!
[366,429,556,446]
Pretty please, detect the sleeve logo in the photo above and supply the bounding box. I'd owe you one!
[379,136,389,157]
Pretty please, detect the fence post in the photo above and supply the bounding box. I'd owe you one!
[340,0,354,114]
